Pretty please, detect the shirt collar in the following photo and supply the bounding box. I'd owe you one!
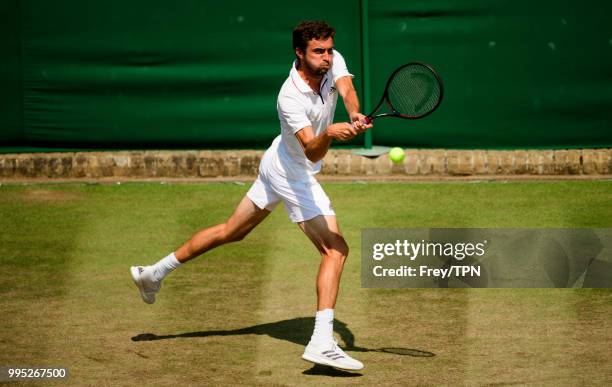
[290,60,331,95]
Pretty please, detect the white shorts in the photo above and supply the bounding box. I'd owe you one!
[246,172,335,223]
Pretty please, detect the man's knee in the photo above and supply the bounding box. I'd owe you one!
[326,238,349,263]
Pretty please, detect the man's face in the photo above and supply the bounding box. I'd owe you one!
[297,37,334,76]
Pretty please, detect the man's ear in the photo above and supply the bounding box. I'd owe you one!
[295,47,304,60]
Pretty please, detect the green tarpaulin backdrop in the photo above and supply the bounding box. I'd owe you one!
[1,0,611,151]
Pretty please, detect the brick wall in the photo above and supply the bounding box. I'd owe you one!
[0,149,610,179]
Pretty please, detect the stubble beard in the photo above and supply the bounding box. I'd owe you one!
[303,57,331,77]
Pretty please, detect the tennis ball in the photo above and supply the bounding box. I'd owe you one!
[389,147,405,164]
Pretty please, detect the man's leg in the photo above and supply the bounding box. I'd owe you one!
[174,195,271,262]
[298,215,348,310]
[298,215,364,371]
[131,196,270,304]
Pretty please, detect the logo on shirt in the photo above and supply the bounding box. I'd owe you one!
[329,86,337,96]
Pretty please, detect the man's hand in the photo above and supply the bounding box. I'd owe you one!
[349,112,374,133]
[326,122,359,141]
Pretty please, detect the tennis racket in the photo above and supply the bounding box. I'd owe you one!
[364,62,444,124]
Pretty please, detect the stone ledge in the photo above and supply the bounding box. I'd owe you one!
[0,149,610,179]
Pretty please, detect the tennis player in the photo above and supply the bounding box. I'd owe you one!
[131,20,372,371]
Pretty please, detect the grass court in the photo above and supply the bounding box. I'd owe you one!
[1,180,611,385]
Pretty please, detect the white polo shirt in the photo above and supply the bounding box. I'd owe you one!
[259,50,353,182]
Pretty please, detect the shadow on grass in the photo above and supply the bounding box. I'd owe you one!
[132,316,436,359]
[301,364,363,377]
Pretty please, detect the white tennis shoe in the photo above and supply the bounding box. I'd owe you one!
[130,266,161,304]
[302,339,364,371]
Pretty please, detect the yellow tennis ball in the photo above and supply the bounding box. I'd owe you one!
[389,147,405,164]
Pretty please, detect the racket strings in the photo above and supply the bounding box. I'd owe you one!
[388,65,441,117]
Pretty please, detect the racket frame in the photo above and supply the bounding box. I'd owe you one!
[366,62,444,123]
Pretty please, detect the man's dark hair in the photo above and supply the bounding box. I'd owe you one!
[292,20,335,53]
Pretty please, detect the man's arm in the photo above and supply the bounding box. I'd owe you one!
[335,76,370,129]
[295,123,358,163]
[335,76,360,118]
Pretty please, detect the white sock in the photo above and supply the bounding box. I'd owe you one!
[151,252,181,281]
[311,308,334,344]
